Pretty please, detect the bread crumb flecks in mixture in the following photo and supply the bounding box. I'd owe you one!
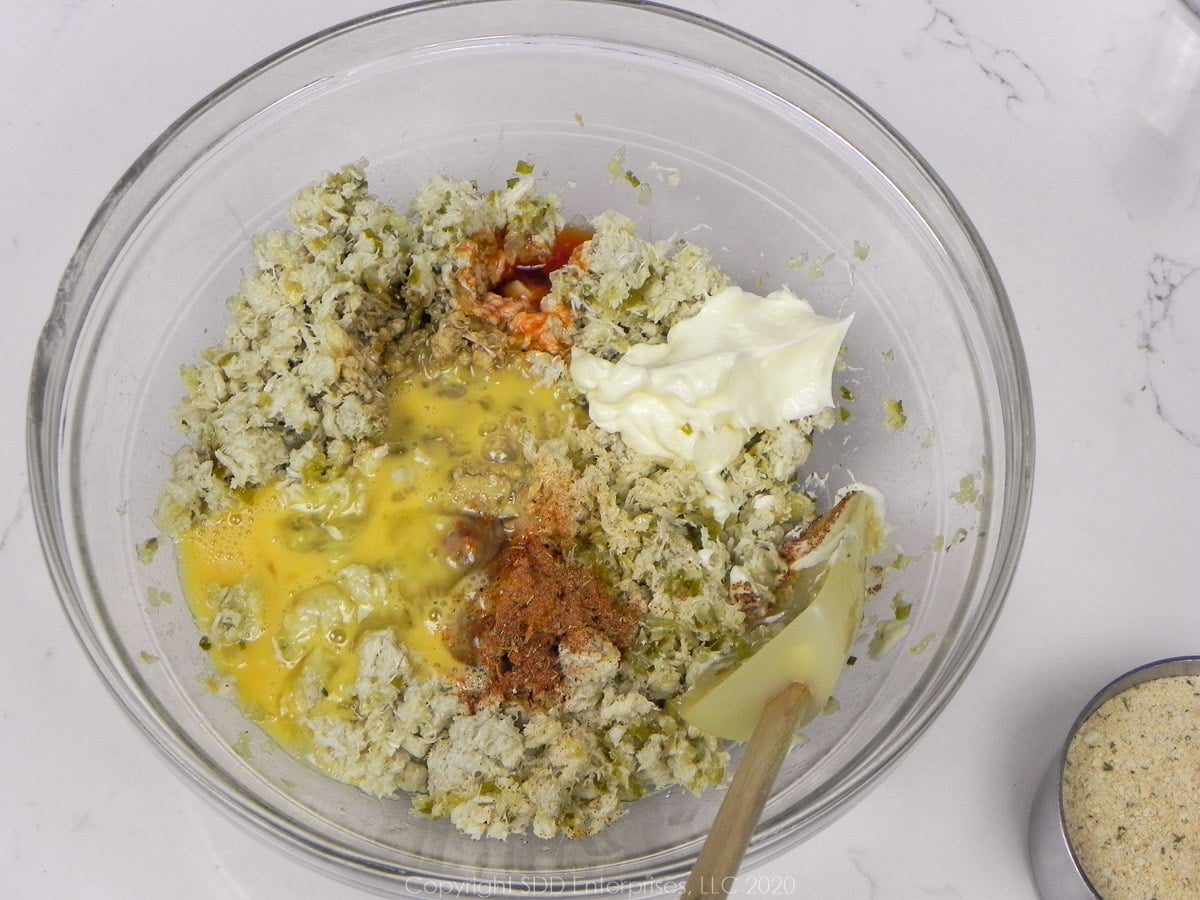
[1062,675,1200,900]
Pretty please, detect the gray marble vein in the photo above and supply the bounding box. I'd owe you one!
[921,3,1049,105]
[847,846,967,898]
[0,485,29,556]
[1140,254,1200,447]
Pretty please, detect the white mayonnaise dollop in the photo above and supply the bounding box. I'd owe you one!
[569,285,851,518]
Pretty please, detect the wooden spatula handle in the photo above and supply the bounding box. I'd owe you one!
[681,682,810,900]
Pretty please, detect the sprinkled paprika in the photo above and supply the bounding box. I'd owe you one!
[461,531,635,707]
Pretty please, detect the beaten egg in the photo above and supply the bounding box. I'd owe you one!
[179,362,570,751]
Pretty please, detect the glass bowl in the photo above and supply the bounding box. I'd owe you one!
[27,0,1034,895]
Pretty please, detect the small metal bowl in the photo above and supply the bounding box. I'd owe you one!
[1029,655,1200,899]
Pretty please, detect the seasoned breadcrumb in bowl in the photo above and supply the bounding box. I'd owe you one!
[28,0,1033,895]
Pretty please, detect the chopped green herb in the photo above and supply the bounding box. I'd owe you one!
[146,586,173,607]
[806,254,832,281]
[868,619,909,660]
[883,398,907,431]
[907,632,936,656]
[136,537,160,564]
[233,732,254,759]
[951,473,979,506]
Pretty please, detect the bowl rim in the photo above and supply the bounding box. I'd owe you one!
[27,0,1035,893]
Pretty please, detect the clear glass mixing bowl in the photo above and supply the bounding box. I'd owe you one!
[28,0,1034,895]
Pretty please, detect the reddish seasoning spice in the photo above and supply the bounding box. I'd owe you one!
[502,224,594,302]
[465,532,635,707]
[458,225,593,355]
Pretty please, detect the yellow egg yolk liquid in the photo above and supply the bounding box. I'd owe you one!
[178,363,570,752]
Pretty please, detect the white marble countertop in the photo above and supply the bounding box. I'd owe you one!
[4,1,1199,897]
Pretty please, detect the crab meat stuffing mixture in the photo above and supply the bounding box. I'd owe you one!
[154,164,860,840]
